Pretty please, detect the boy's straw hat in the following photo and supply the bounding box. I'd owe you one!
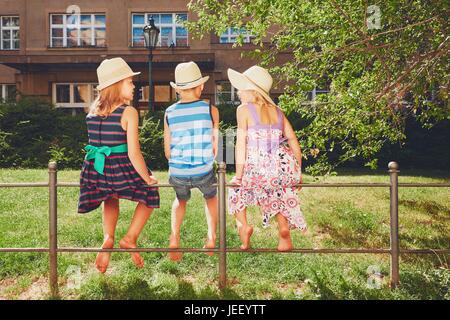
[96,57,141,90]
[170,61,209,90]
[227,66,276,106]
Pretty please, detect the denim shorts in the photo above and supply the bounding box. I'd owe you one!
[169,170,217,201]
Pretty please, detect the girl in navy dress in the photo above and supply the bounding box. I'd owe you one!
[78,57,160,273]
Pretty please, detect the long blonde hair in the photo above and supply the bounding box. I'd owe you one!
[89,80,125,117]
[251,90,276,109]
[239,90,277,121]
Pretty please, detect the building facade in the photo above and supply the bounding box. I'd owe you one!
[0,0,290,114]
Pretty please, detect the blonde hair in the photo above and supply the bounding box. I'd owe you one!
[89,80,125,117]
[251,90,276,109]
[239,90,276,109]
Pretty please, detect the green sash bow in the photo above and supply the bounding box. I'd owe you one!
[84,144,128,175]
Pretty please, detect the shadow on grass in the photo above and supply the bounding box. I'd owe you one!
[400,268,449,300]
[78,276,242,300]
[315,204,388,248]
[309,270,389,300]
[396,198,449,249]
[310,267,449,300]
[400,235,450,251]
[400,252,449,268]
[334,168,450,179]
[318,225,387,249]
[399,199,450,219]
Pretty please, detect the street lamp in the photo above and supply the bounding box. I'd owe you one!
[143,16,160,112]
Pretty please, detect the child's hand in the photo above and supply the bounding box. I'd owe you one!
[297,175,303,191]
[145,175,158,185]
[230,176,242,186]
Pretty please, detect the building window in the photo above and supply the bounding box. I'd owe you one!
[1,84,17,100]
[138,84,176,103]
[216,81,240,105]
[50,14,106,48]
[132,13,188,47]
[53,83,98,108]
[219,27,252,44]
[1,16,19,50]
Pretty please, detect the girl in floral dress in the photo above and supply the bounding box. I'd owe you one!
[227,66,306,251]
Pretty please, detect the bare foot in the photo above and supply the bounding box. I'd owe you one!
[203,237,216,256]
[278,229,293,252]
[119,236,144,269]
[95,235,114,273]
[168,234,182,262]
[238,225,253,250]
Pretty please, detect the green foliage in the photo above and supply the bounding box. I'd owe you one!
[0,96,447,171]
[401,267,450,300]
[216,103,238,127]
[185,0,450,174]
[0,99,168,170]
[0,97,86,169]
[0,109,12,162]
[139,113,167,170]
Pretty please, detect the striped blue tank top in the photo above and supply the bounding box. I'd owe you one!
[165,100,214,177]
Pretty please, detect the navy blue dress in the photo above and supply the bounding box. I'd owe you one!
[78,104,160,213]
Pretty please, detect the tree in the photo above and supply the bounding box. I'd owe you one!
[185,0,449,174]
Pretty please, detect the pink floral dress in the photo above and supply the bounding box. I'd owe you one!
[228,103,307,230]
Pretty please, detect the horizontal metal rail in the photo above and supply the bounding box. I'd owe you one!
[0,247,449,254]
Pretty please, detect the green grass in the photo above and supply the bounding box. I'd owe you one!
[0,168,449,300]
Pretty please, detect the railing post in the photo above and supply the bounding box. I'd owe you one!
[218,162,227,289]
[388,161,400,288]
[48,161,58,297]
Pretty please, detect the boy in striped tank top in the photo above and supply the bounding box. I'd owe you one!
[164,61,220,261]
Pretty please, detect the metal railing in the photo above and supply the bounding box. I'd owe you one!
[0,161,449,297]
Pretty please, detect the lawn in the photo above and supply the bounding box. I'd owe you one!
[0,168,448,300]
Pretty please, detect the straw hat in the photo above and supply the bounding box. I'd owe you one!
[170,61,209,90]
[96,57,141,90]
[227,66,276,106]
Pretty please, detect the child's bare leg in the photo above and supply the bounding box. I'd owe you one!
[235,209,253,250]
[119,203,153,268]
[276,213,293,251]
[95,197,119,273]
[168,198,187,261]
[203,196,218,255]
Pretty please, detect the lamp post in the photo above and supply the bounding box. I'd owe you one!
[143,16,160,112]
